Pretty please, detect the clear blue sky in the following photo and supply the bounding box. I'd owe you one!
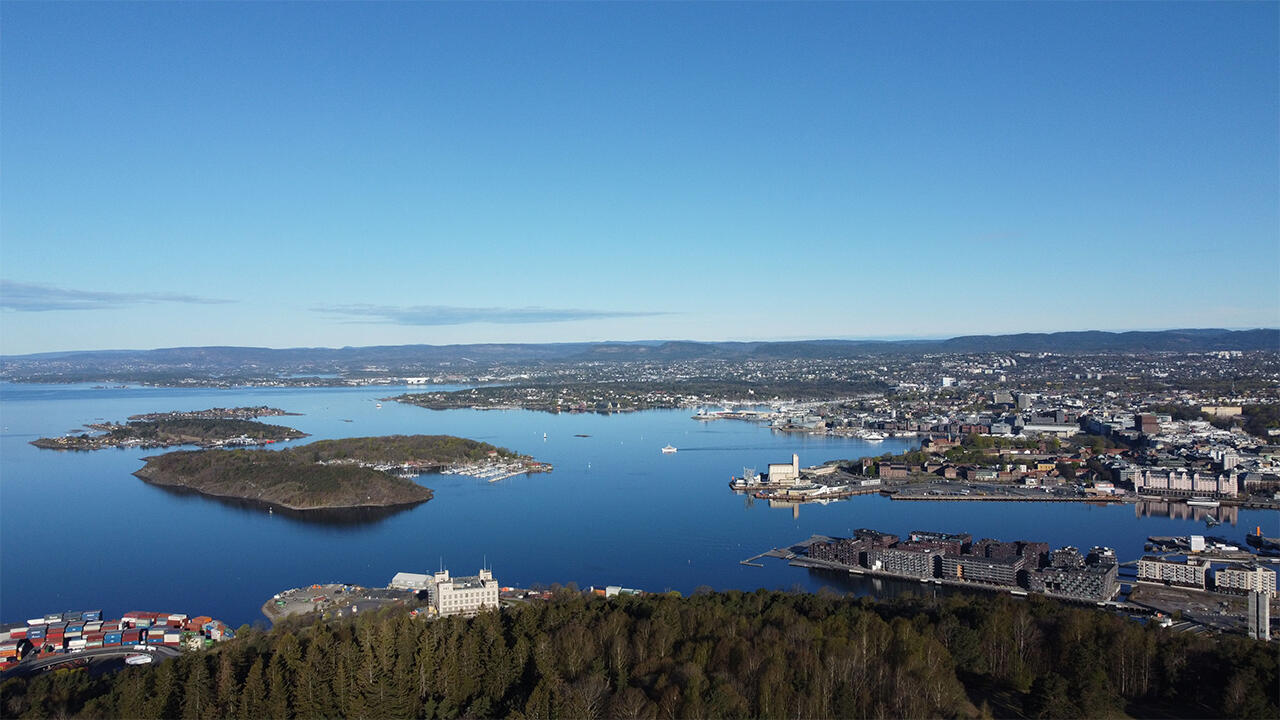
[2,1,1277,354]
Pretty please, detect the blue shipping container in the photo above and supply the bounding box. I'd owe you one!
[81,610,102,621]
[27,628,45,639]
[104,633,122,643]
[66,624,83,633]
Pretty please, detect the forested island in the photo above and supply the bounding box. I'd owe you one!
[132,435,542,512]
[31,415,308,451]
[1,590,1275,719]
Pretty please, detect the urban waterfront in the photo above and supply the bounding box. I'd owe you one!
[1,382,1274,628]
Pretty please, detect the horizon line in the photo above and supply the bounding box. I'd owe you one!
[1,326,1276,359]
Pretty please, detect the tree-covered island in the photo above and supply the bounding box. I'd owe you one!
[31,412,309,451]
[132,435,548,512]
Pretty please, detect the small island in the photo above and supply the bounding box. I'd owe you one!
[132,434,550,512]
[31,410,309,451]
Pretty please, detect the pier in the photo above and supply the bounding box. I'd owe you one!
[740,535,831,567]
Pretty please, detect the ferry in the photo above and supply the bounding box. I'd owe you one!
[862,432,886,442]
[1186,497,1220,508]
[661,445,677,454]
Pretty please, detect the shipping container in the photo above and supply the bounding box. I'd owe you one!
[27,628,45,639]
[190,615,213,626]
[66,624,84,633]
[27,618,47,626]
[84,621,102,632]
[8,629,27,640]
[86,639,103,648]
[104,632,123,642]
[81,610,102,622]
[43,614,61,623]
[67,638,87,649]
[46,622,67,632]
[167,613,188,622]
[62,612,82,623]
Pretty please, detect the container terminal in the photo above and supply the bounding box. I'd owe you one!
[0,608,235,672]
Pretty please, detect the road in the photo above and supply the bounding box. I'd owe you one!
[3,644,181,678]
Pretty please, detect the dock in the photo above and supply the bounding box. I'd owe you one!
[740,535,832,567]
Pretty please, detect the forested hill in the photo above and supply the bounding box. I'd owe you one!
[2,328,1275,384]
[2,591,1274,719]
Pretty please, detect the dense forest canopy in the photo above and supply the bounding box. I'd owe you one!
[3,591,1275,719]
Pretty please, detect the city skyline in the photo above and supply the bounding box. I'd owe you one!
[2,2,1278,355]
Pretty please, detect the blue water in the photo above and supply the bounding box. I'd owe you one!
[1,382,1275,628]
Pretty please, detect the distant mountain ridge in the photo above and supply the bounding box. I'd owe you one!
[1,329,1275,379]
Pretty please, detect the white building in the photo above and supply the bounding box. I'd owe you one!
[1216,566,1277,598]
[430,569,499,617]
[767,454,800,486]
[1137,556,1210,589]
[389,572,431,591]
[1130,469,1238,498]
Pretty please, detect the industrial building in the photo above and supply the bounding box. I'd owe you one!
[389,572,431,591]
[767,454,800,486]
[1247,591,1271,641]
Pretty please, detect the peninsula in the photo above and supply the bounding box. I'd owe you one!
[132,434,548,512]
[31,410,308,451]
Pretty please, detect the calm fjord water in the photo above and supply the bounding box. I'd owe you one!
[1,383,1273,627]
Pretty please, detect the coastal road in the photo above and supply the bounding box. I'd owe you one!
[4,645,181,678]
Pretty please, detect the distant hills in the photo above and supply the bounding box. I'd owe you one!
[1,328,1275,381]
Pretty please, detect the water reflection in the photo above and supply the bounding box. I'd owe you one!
[143,482,425,526]
[1134,499,1238,526]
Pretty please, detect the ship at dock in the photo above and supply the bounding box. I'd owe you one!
[1246,526,1280,554]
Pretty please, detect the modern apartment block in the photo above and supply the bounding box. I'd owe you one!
[1215,565,1277,597]
[1137,556,1210,589]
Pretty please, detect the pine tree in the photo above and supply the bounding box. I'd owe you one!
[181,655,213,720]
[239,657,267,719]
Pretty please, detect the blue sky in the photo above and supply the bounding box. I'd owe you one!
[2,1,1277,354]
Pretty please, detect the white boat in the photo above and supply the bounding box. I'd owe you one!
[862,432,885,442]
[661,445,677,454]
[1186,497,1220,508]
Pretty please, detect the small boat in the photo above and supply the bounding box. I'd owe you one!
[661,445,677,454]
[375,403,382,409]
[1186,497,1219,508]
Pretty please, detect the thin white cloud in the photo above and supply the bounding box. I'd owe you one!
[315,303,668,326]
[0,280,234,311]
